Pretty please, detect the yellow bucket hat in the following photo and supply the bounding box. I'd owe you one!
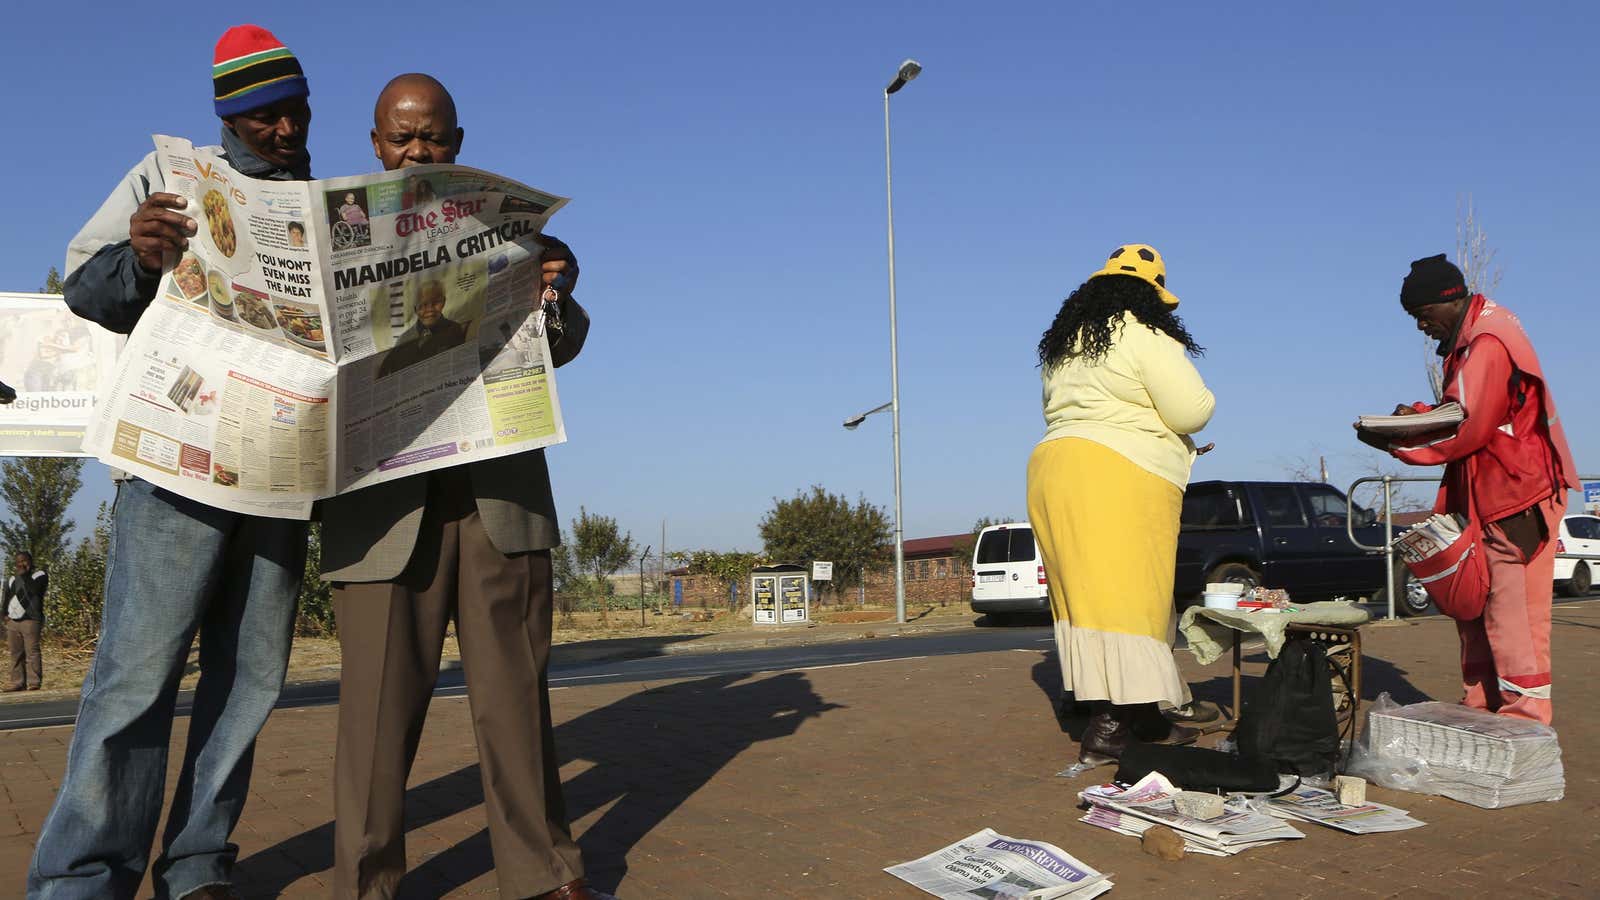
[1089,243,1179,307]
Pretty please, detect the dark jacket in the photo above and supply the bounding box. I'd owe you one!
[4,570,48,624]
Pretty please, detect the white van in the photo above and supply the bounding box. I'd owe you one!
[970,522,1049,618]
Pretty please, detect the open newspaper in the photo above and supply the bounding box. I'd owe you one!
[1263,786,1424,834]
[1078,773,1303,855]
[885,829,1112,900]
[0,293,120,455]
[84,136,570,518]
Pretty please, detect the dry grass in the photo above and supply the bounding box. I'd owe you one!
[3,601,978,704]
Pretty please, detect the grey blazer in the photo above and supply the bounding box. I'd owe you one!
[319,297,588,583]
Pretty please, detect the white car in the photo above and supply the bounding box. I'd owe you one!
[970,522,1049,621]
[1555,514,1600,597]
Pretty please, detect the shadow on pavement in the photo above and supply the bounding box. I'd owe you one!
[234,670,840,897]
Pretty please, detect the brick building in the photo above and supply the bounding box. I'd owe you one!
[663,532,977,611]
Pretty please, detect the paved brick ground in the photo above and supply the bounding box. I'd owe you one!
[4,603,1597,898]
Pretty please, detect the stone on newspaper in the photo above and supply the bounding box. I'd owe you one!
[1173,791,1226,820]
[1334,775,1366,806]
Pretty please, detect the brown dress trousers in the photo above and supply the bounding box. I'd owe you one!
[331,470,583,899]
[6,618,42,689]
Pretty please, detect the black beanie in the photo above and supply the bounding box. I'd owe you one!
[1400,254,1468,311]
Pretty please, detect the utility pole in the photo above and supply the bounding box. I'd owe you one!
[639,545,652,626]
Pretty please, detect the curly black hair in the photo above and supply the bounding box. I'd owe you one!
[1037,274,1203,369]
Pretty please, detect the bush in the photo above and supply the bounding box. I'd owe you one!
[296,523,336,637]
[44,503,111,648]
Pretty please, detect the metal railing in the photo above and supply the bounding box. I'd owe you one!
[1346,474,1599,621]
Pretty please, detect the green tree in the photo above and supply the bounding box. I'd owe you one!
[42,267,64,293]
[758,486,890,602]
[296,523,336,637]
[686,549,762,610]
[0,457,84,569]
[570,507,635,625]
[45,502,111,647]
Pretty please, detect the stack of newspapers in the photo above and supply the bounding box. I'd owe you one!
[1264,786,1425,834]
[1367,701,1565,808]
[1078,773,1303,856]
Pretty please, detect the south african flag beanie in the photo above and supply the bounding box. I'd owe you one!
[213,25,310,118]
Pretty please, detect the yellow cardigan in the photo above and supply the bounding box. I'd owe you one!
[1039,311,1215,488]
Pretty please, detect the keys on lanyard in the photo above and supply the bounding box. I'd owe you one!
[534,282,565,343]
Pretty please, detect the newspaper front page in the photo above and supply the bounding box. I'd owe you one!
[0,294,120,456]
[885,828,1112,899]
[83,136,570,518]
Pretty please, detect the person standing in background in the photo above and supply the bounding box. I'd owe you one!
[4,551,47,692]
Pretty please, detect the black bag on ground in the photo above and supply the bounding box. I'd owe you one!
[1234,637,1339,776]
[1114,743,1280,793]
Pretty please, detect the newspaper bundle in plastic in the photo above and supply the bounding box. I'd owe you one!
[84,136,571,518]
[1263,787,1425,834]
[0,293,120,456]
[1078,773,1303,856]
[1366,700,1564,808]
[884,829,1112,899]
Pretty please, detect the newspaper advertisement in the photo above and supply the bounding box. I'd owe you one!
[884,828,1112,900]
[84,136,570,518]
[0,294,121,456]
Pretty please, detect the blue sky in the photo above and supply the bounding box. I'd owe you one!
[1,1,1594,553]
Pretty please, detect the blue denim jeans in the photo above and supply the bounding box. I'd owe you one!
[28,479,307,900]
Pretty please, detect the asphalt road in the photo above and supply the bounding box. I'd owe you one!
[6,592,1591,732]
[0,625,1057,732]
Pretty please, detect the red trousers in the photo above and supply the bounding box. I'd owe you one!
[1457,497,1560,724]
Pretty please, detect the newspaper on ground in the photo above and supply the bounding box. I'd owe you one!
[884,828,1113,899]
[1263,786,1424,834]
[1078,773,1303,855]
[84,136,571,518]
[0,293,121,456]
[1356,402,1463,436]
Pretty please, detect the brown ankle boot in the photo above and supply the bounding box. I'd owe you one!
[1078,703,1132,765]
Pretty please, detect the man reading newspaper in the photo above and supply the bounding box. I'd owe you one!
[317,74,603,900]
[29,25,313,900]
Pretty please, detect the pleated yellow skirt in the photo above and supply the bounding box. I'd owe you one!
[1026,436,1184,705]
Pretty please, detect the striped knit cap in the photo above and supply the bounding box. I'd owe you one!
[213,25,309,117]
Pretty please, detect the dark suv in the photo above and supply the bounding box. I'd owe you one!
[1175,480,1430,615]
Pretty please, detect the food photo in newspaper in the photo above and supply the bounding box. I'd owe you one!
[84,136,571,518]
[885,828,1113,899]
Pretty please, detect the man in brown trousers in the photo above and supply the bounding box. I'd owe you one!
[4,551,47,692]
[319,73,608,900]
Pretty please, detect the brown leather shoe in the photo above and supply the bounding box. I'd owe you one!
[532,878,618,900]
[1,684,25,693]
[1131,703,1201,745]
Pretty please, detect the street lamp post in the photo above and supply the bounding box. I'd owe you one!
[883,58,921,626]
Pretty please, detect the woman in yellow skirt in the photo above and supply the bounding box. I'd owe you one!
[1028,244,1215,765]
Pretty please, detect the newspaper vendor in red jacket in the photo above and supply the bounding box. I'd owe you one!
[1357,254,1578,725]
